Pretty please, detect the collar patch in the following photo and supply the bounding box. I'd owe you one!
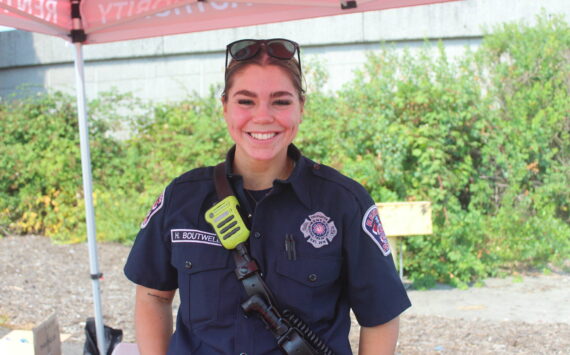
[300,212,337,248]
[362,205,391,256]
[140,190,165,229]
[171,229,222,247]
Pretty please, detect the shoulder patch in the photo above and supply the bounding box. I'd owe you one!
[362,205,391,256]
[141,190,165,229]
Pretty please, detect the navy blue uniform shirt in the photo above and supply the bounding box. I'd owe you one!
[124,145,411,354]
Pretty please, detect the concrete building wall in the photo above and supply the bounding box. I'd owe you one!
[0,0,568,101]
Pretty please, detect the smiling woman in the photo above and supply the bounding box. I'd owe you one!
[124,38,411,355]
[223,65,303,187]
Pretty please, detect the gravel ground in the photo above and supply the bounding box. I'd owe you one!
[1,235,569,354]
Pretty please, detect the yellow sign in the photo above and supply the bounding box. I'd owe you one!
[376,201,433,278]
[376,201,432,237]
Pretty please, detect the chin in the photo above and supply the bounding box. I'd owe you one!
[248,152,279,162]
[243,146,283,162]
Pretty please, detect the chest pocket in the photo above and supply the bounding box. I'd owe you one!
[172,243,233,329]
[275,256,342,322]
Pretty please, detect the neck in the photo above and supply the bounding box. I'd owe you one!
[233,149,294,190]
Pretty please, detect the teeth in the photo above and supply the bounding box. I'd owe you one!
[250,132,276,140]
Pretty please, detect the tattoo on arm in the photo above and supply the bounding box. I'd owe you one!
[147,292,173,303]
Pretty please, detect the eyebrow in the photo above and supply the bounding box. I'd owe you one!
[232,90,294,98]
[233,90,256,98]
[271,91,294,99]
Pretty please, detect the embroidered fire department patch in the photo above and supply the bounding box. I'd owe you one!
[362,205,391,256]
[300,212,337,248]
[140,190,165,229]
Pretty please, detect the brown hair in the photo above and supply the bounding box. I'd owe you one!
[222,52,305,103]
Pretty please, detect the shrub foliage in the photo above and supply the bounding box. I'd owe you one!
[1,15,568,286]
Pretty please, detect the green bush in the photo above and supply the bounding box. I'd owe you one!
[0,14,568,287]
[2,92,94,241]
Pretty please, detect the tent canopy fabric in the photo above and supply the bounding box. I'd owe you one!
[0,0,458,44]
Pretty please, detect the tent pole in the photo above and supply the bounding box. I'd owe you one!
[73,42,107,355]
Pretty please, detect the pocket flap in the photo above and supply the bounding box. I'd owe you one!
[172,244,230,275]
[276,256,341,287]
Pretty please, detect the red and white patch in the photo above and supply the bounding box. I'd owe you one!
[362,205,391,256]
[300,212,337,248]
[140,190,165,229]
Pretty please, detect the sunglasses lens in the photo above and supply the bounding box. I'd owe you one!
[267,40,296,59]
[229,40,260,61]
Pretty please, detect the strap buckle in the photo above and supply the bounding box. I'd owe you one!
[235,260,259,280]
[278,327,318,355]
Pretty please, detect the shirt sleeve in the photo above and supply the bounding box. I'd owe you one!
[124,184,178,291]
[343,192,411,327]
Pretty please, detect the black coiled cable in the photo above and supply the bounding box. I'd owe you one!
[282,309,335,355]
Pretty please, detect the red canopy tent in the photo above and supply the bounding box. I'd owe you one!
[0,0,459,353]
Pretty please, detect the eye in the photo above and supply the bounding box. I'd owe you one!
[274,99,292,106]
[238,99,254,105]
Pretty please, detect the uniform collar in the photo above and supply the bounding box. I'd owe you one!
[275,145,313,210]
[223,144,312,210]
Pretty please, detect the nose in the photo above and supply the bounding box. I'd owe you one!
[252,103,274,124]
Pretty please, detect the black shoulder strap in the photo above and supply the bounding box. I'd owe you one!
[214,163,234,200]
[213,162,277,304]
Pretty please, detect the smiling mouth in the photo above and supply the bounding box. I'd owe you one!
[248,132,277,141]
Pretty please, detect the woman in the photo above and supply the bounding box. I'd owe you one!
[124,38,411,355]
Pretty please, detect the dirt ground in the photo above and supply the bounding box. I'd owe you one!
[1,235,569,354]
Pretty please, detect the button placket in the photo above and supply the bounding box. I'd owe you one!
[247,215,266,281]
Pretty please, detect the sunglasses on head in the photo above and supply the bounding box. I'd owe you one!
[225,38,301,75]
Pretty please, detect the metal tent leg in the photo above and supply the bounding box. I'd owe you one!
[73,42,107,355]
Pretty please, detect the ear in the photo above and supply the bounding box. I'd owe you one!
[221,95,228,114]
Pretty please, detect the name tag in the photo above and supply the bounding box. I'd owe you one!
[171,229,221,247]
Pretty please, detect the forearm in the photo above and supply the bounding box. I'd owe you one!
[358,317,400,355]
[135,285,175,355]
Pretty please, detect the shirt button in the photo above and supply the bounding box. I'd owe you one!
[239,353,247,355]
[185,261,192,269]
[308,273,318,282]
[254,232,261,239]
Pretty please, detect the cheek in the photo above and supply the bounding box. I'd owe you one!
[224,117,242,143]
[224,108,246,129]
[281,110,302,129]
[291,121,300,136]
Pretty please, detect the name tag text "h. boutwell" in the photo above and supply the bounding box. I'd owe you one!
[171,229,221,247]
